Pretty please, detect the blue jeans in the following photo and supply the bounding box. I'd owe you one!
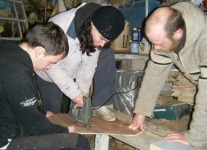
[91,48,116,107]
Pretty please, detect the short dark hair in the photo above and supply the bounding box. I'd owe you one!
[80,15,111,56]
[24,22,69,58]
[165,7,185,38]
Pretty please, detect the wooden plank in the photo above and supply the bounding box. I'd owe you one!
[48,113,141,135]
[111,117,189,150]
[177,96,195,104]
[147,115,189,134]
[156,96,176,105]
[112,131,163,150]
[114,54,149,60]
[169,73,196,104]
[171,91,195,97]
[167,76,178,82]
[144,121,172,137]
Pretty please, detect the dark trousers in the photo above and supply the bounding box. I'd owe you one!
[7,133,90,150]
[91,48,116,107]
[36,48,116,113]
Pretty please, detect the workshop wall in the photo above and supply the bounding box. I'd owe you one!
[0,0,85,37]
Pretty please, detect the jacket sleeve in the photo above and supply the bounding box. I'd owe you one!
[5,74,68,135]
[76,49,101,95]
[133,50,173,117]
[185,77,207,147]
[41,49,100,100]
[44,62,83,100]
[185,50,207,147]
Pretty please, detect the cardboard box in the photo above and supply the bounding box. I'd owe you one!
[110,21,130,53]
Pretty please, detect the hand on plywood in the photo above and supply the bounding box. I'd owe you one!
[128,113,145,131]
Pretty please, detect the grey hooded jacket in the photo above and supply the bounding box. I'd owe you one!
[133,2,207,147]
[36,3,101,100]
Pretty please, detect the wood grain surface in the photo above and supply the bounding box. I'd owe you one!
[48,113,141,136]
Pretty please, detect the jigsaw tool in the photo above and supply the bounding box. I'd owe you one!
[68,97,92,124]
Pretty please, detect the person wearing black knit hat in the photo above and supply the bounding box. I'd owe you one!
[36,3,125,122]
[92,6,125,41]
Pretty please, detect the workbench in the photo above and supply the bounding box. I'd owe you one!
[110,109,190,150]
[115,53,149,71]
[112,54,189,149]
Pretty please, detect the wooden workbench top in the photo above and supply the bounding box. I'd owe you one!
[111,109,189,150]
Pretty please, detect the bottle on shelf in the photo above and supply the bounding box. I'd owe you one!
[130,40,139,53]
[132,27,138,42]
[137,25,142,43]
[131,26,141,53]
[139,37,151,54]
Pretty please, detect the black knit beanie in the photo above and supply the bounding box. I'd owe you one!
[92,6,125,41]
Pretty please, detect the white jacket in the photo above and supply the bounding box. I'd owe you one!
[36,3,101,100]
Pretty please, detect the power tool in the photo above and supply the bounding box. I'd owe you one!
[68,97,92,124]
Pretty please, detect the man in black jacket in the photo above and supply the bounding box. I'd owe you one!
[0,22,90,150]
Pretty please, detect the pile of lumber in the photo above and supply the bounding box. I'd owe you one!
[167,73,196,104]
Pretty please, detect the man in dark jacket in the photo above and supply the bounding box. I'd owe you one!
[0,22,90,150]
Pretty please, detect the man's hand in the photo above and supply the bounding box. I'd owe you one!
[73,92,85,108]
[164,133,190,145]
[128,113,145,131]
[46,111,54,118]
[68,126,75,133]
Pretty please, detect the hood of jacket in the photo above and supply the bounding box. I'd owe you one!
[74,3,101,41]
[171,2,204,50]
[0,42,33,86]
[0,42,32,69]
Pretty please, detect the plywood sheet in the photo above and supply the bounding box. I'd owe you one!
[112,131,163,150]
[48,113,141,136]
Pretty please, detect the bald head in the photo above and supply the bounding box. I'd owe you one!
[145,7,172,36]
[144,6,185,53]
[145,6,185,39]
